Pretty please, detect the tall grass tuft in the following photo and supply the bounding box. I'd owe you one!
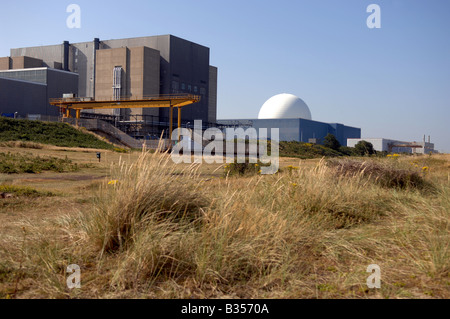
[11,153,447,298]
[326,158,432,190]
[77,150,209,254]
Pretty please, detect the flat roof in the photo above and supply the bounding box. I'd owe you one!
[11,34,210,51]
[0,67,77,76]
[0,76,46,86]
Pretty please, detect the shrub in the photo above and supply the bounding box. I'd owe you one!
[0,185,54,197]
[327,158,433,190]
[223,158,262,177]
[338,146,356,156]
[354,141,375,156]
[323,134,341,151]
[0,152,79,174]
[279,141,342,159]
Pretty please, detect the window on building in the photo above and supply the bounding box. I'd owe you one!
[187,84,192,92]
[194,86,198,93]
[181,83,186,90]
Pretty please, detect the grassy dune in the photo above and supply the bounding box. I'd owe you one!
[0,147,448,299]
[0,118,114,150]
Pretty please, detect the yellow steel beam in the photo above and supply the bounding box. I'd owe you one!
[50,95,200,111]
[73,101,174,110]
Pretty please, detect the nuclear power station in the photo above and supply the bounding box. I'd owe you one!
[0,34,437,152]
[0,35,217,139]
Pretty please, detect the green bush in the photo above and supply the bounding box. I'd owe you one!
[323,134,341,151]
[224,158,263,177]
[354,141,375,156]
[0,185,54,197]
[0,118,114,150]
[338,146,356,156]
[0,152,80,174]
[279,141,343,159]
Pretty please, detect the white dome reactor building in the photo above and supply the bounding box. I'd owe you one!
[258,93,312,120]
[218,92,361,146]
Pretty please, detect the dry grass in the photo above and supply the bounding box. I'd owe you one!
[0,141,44,149]
[326,158,433,190]
[0,149,448,299]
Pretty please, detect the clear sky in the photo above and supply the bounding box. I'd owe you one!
[1,0,449,152]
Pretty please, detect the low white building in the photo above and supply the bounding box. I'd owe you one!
[347,138,436,154]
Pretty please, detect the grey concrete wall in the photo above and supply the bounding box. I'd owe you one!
[142,46,161,118]
[11,44,64,69]
[208,66,218,123]
[0,78,47,116]
[165,35,210,123]
[0,68,78,116]
[46,69,79,116]
[129,46,160,117]
[0,68,48,85]
[12,41,97,98]
[69,41,96,98]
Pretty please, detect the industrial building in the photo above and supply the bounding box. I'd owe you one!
[0,67,78,118]
[0,54,78,118]
[218,94,361,146]
[0,35,217,138]
[347,137,436,154]
[1,36,360,148]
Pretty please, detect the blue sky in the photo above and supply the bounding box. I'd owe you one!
[1,0,449,151]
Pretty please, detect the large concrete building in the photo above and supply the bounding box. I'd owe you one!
[0,66,78,118]
[7,35,218,127]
